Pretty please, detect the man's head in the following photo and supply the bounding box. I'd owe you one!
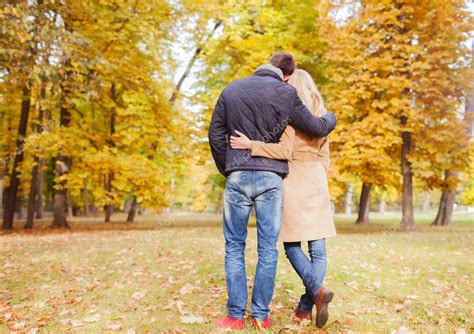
[270,52,296,81]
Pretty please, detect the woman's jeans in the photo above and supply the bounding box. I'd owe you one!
[284,239,327,312]
[223,171,283,320]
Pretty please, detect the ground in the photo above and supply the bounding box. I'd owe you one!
[0,212,473,333]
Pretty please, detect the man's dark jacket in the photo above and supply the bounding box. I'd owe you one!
[208,68,337,176]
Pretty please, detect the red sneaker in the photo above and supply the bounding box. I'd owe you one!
[215,316,245,330]
[251,317,273,330]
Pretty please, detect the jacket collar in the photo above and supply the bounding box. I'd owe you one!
[254,63,284,81]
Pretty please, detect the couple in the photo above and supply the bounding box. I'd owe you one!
[208,52,337,330]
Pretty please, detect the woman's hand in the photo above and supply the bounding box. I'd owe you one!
[230,130,251,150]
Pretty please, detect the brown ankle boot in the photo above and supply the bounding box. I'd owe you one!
[314,287,334,328]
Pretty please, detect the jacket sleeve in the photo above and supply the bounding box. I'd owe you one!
[318,137,330,173]
[250,126,295,160]
[208,94,228,176]
[288,91,336,138]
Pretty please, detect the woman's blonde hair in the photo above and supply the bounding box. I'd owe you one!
[288,69,325,116]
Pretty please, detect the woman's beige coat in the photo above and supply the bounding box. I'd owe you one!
[251,125,336,242]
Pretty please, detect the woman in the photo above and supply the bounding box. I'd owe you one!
[230,69,336,328]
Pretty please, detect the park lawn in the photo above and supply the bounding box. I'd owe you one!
[0,214,473,333]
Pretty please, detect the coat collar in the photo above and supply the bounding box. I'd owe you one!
[254,63,284,81]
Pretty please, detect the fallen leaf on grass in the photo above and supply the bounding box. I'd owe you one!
[131,291,146,300]
[12,322,26,330]
[346,280,359,291]
[299,318,311,327]
[102,323,121,330]
[391,327,412,334]
[83,313,100,323]
[59,308,75,316]
[4,313,13,320]
[282,323,303,331]
[395,304,405,312]
[71,319,84,327]
[180,315,206,324]
[179,283,199,295]
[176,300,185,315]
[272,301,284,311]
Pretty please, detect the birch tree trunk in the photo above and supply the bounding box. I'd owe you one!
[345,184,353,216]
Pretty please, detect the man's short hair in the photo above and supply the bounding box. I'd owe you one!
[270,52,296,76]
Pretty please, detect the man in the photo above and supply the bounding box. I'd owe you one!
[208,52,336,330]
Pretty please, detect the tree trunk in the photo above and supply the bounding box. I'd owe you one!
[104,171,114,222]
[35,158,44,219]
[0,173,3,216]
[400,116,416,230]
[432,171,458,226]
[52,192,68,227]
[355,183,370,224]
[67,191,73,218]
[51,61,72,228]
[104,201,113,222]
[169,177,175,213]
[24,159,39,229]
[432,192,446,226]
[345,184,353,216]
[90,204,98,216]
[51,157,70,228]
[379,198,386,214]
[422,193,431,213]
[104,83,117,223]
[432,190,456,226]
[126,197,138,222]
[123,198,131,213]
[169,20,222,104]
[3,86,31,230]
[83,179,89,216]
[215,192,223,214]
[16,198,23,220]
[25,82,46,229]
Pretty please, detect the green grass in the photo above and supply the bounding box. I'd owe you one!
[0,213,473,333]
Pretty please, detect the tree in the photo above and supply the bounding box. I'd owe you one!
[1,0,190,228]
[322,1,405,226]
[407,2,473,226]
[323,0,472,229]
[0,1,47,229]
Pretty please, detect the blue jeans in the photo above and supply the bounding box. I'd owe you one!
[223,171,283,320]
[284,239,327,312]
